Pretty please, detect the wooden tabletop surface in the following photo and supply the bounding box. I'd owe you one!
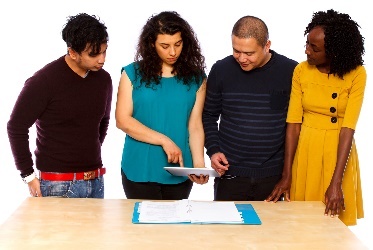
[0,198,367,250]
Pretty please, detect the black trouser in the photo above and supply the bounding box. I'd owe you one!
[214,174,282,201]
[121,169,193,200]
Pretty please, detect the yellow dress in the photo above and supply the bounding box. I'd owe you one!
[287,61,366,226]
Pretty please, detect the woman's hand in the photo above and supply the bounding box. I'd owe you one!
[161,137,184,167]
[265,176,291,202]
[324,182,345,218]
[188,169,209,185]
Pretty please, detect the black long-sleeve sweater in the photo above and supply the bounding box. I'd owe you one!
[7,56,112,175]
[203,51,297,178]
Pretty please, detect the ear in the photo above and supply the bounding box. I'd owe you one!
[265,40,271,52]
[67,47,78,59]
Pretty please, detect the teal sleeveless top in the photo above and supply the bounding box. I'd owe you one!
[121,62,203,184]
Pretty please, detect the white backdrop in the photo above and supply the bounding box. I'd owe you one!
[1,0,371,248]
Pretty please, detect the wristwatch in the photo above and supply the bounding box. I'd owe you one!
[22,172,36,184]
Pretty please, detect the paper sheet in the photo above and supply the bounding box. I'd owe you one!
[138,200,243,224]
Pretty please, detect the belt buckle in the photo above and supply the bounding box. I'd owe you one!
[83,171,96,180]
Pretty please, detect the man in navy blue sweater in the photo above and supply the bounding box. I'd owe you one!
[203,15,297,201]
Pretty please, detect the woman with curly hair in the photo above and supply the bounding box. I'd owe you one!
[115,11,208,199]
[268,9,366,225]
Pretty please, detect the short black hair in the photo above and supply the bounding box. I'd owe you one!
[305,9,364,78]
[62,13,108,56]
[232,15,268,47]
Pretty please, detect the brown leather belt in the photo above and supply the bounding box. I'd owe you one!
[40,168,106,181]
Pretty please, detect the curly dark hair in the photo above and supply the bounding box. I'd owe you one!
[305,9,364,78]
[62,13,108,56]
[135,11,206,87]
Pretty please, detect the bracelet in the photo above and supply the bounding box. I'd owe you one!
[22,172,36,184]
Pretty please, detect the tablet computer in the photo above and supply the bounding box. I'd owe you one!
[164,167,220,177]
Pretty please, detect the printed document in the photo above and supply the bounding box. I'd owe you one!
[137,200,243,224]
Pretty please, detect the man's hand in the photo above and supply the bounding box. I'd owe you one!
[28,178,42,197]
[210,152,229,176]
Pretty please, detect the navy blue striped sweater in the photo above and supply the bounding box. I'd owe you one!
[203,50,297,178]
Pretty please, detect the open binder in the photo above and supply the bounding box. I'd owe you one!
[132,200,262,225]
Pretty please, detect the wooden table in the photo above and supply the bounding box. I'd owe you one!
[0,198,367,250]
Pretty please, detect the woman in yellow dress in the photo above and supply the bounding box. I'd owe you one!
[266,9,366,226]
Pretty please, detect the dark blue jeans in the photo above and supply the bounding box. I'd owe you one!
[40,176,104,198]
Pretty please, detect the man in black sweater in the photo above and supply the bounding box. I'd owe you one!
[203,15,297,201]
[7,13,112,198]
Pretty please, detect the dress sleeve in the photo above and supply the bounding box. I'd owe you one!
[286,64,303,124]
[341,66,367,130]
